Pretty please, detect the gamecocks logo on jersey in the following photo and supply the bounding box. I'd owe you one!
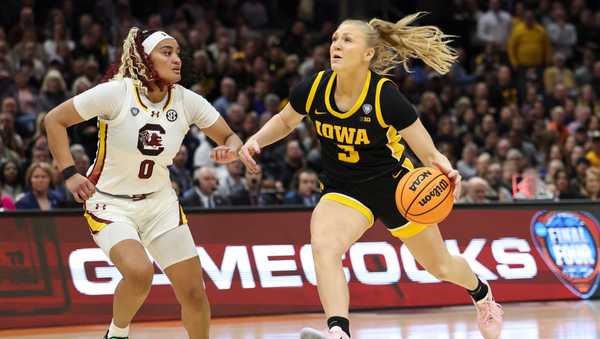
[531,211,600,299]
[137,124,165,156]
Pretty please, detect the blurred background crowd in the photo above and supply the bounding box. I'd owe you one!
[0,0,599,211]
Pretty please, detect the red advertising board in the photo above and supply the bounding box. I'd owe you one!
[1,204,599,329]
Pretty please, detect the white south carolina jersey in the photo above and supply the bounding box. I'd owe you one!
[73,78,219,195]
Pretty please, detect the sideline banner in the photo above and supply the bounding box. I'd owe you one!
[1,204,599,329]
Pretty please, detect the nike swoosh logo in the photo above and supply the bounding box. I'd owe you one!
[314,111,328,115]
[392,169,403,179]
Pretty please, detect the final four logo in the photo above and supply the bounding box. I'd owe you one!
[531,211,600,299]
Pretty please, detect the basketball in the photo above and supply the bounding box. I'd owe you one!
[395,167,454,225]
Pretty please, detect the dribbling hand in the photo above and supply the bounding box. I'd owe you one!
[66,174,96,203]
[432,160,462,200]
[210,146,238,164]
[238,139,261,173]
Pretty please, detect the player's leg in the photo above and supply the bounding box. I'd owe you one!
[304,194,373,338]
[148,225,209,339]
[87,198,151,339]
[401,224,477,288]
[400,224,503,339]
[108,239,155,331]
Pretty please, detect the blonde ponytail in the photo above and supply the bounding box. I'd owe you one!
[342,13,457,75]
[111,27,156,94]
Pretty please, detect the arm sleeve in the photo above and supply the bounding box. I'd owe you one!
[288,72,320,115]
[183,88,221,129]
[379,82,418,130]
[72,80,126,120]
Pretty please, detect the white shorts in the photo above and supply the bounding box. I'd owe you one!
[83,187,197,269]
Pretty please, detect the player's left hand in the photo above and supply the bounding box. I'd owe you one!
[432,160,462,200]
[210,145,238,164]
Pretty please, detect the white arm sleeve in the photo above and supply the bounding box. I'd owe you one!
[183,88,220,129]
[73,80,126,121]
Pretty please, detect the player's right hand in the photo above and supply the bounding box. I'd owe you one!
[66,174,96,203]
[238,139,261,173]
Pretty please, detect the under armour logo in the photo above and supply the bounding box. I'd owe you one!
[151,111,160,118]
[95,203,106,210]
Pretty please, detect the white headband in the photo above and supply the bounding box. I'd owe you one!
[142,31,174,54]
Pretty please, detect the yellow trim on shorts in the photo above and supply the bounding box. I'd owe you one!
[389,221,430,239]
[322,192,374,226]
[324,71,371,119]
[402,157,414,170]
[179,205,188,225]
[84,211,110,234]
[306,71,325,114]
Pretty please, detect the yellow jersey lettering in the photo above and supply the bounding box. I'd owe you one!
[354,129,370,145]
[321,123,334,139]
[334,125,356,144]
[315,120,323,137]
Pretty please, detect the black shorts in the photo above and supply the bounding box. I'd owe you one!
[320,158,429,239]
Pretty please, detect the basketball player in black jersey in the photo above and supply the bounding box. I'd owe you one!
[239,13,503,339]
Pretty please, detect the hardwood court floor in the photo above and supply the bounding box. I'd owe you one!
[1,300,598,339]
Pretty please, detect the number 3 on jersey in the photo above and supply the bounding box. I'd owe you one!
[337,144,359,163]
[137,124,165,179]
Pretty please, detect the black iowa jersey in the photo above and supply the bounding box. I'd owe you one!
[289,70,418,182]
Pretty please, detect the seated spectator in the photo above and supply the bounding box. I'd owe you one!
[456,143,478,180]
[585,131,600,168]
[483,162,513,202]
[459,176,491,204]
[16,162,62,210]
[543,52,575,94]
[169,145,193,193]
[272,139,306,190]
[230,164,278,206]
[39,69,68,112]
[216,160,246,198]
[181,166,229,208]
[283,169,321,207]
[552,169,584,200]
[0,109,25,157]
[0,135,20,165]
[0,159,23,201]
[582,167,600,200]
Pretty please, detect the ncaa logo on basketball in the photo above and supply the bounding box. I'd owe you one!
[531,211,600,299]
[166,109,178,122]
[130,107,139,116]
[409,170,432,192]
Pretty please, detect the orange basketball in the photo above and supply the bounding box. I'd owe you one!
[395,167,455,225]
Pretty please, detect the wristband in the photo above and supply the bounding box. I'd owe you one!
[61,165,78,180]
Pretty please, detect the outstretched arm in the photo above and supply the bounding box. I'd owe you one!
[202,116,243,164]
[239,103,305,172]
[400,119,462,199]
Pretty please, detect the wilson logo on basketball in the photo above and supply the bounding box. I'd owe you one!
[418,179,450,207]
[409,170,432,192]
[531,211,600,299]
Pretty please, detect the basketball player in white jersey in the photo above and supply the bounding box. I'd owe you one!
[45,28,242,339]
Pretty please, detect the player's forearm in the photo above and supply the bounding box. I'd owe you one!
[249,113,294,148]
[44,114,75,170]
[224,132,243,153]
[422,151,453,169]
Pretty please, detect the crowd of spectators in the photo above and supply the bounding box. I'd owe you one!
[0,0,599,211]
